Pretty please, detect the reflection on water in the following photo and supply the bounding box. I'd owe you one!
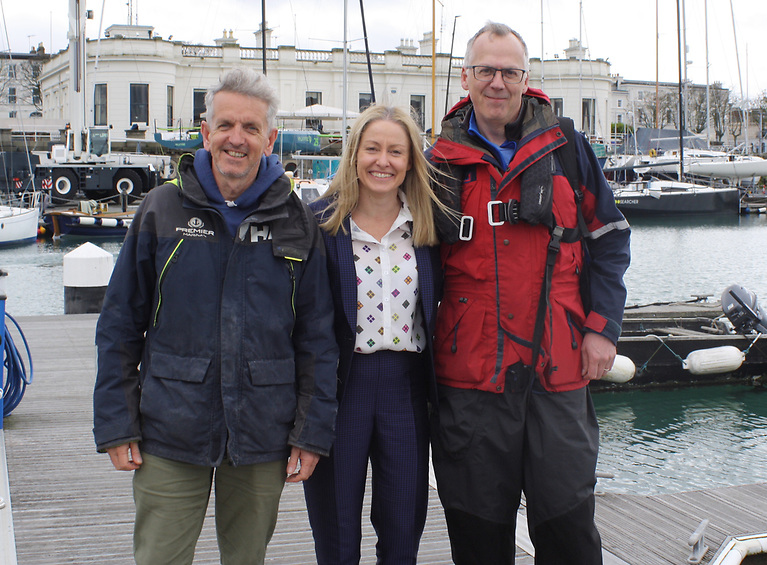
[594,384,767,495]
[624,214,767,307]
[1,237,123,317]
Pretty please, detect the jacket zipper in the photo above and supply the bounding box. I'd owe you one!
[285,257,301,336]
[153,239,185,327]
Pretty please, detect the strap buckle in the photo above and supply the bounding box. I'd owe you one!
[487,201,506,226]
[488,200,520,226]
[459,216,474,241]
[548,225,565,254]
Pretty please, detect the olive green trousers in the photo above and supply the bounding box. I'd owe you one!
[132,452,285,565]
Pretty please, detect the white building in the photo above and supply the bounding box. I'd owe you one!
[38,22,742,159]
[0,46,64,150]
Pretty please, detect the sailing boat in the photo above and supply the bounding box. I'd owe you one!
[610,0,742,217]
[0,189,41,246]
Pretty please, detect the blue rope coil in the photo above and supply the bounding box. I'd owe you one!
[2,312,33,418]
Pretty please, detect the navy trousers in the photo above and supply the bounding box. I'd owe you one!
[304,350,430,565]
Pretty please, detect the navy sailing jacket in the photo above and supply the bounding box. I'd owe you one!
[93,155,338,466]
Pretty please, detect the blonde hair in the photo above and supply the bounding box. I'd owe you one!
[319,105,446,246]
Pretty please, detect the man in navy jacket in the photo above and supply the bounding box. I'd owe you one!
[93,67,338,565]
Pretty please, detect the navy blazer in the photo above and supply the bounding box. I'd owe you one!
[310,198,442,406]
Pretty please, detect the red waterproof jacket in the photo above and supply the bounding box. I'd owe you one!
[429,92,630,393]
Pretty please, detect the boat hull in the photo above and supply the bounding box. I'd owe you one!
[42,211,131,238]
[0,206,39,246]
[613,181,740,216]
[592,301,767,389]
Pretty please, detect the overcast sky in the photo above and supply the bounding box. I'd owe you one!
[3,0,765,101]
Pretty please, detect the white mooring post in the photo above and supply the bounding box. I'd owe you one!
[63,242,115,314]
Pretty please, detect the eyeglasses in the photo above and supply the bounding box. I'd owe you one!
[470,66,527,84]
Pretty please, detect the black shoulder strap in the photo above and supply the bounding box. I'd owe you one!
[529,118,589,380]
[555,116,589,242]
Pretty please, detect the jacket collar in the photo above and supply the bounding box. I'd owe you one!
[176,152,293,218]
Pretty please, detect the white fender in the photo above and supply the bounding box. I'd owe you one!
[601,355,636,383]
[683,345,745,375]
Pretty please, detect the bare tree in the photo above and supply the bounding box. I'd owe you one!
[635,91,678,129]
[709,82,731,145]
[687,90,708,134]
[0,47,47,117]
[17,57,44,113]
[728,105,743,148]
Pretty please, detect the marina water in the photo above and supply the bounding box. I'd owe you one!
[1,214,766,495]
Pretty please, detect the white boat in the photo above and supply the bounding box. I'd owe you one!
[0,193,41,246]
[633,149,767,182]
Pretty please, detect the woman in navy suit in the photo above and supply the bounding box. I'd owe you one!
[305,105,445,564]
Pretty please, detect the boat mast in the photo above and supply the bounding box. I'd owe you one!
[359,0,376,104]
[540,0,544,93]
[342,0,348,150]
[681,0,688,133]
[655,0,659,129]
[676,0,684,180]
[444,15,460,117]
[260,0,266,75]
[430,0,436,144]
[705,0,710,148]
[578,0,583,132]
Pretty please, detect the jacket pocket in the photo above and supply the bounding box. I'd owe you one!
[545,297,585,388]
[149,351,211,383]
[140,352,213,446]
[434,295,491,387]
[246,358,297,431]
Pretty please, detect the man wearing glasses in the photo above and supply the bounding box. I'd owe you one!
[428,22,630,564]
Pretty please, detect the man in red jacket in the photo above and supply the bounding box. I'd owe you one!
[428,22,630,564]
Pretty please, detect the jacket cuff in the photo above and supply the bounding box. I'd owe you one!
[96,436,142,454]
[584,311,622,345]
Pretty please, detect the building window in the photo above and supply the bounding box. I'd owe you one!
[618,99,623,108]
[130,83,149,124]
[582,98,595,135]
[9,111,16,118]
[305,91,322,130]
[359,93,372,112]
[94,84,107,126]
[305,91,322,106]
[552,98,564,117]
[8,87,16,105]
[193,89,206,126]
[167,85,174,128]
[7,64,16,79]
[410,95,425,131]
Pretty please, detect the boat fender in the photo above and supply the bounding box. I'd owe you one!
[601,355,636,383]
[682,345,745,375]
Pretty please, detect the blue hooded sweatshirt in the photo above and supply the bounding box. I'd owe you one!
[193,149,286,237]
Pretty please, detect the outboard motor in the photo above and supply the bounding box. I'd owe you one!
[721,284,767,334]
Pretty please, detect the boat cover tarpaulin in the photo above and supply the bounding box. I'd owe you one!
[620,128,708,154]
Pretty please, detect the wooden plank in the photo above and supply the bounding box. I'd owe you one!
[595,484,767,565]
[4,314,766,564]
[3,314,455,564]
